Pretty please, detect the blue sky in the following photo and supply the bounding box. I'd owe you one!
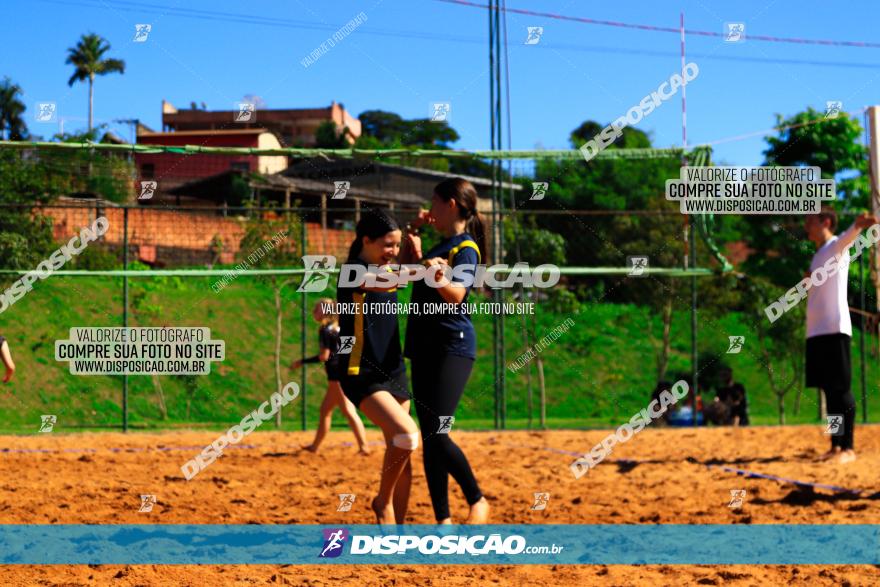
[3,0,880,165]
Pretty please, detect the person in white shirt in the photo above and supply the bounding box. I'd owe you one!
[804,207,877,464]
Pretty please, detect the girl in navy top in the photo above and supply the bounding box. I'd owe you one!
[290,299,369,455]
[337,208,419,526]
[402,178,490,524]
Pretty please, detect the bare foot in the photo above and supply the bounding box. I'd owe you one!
[838,449,856,464]
[816,447,841,461]
[438,518,453,525]
[302,444,318,453]
[371,497,395,526]
[466,497,490,524]
[357,447,371,456]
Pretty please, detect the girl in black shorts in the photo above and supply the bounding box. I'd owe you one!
[290,299,369,455]
[402,178,490,524]
[337,209,419,526]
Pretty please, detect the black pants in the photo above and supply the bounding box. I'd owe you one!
[826,386,856,450]
[806,334,855,450]
[411,354,483,521]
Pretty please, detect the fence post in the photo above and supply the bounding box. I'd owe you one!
[122,207,129,433]
[860,251,868,423]
[300,212,307,431]
[537,357,546,429]
[690,215,698,426]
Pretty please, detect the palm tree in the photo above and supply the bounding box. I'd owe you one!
[0,77,28,140]
[66,33,125,131]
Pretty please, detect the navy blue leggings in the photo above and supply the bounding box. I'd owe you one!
[411,355,483,521]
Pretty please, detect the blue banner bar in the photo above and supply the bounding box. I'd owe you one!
[0,525,876,565]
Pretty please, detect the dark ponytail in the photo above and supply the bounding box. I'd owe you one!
[433,178,489,261]
[347,208,400,262]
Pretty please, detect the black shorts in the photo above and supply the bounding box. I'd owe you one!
[805,333,851,389]
[325,361,342,382]
[340,368,410,408]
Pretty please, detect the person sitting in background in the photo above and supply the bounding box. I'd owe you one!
[715,367,749,426]
[666,375,705,426]
[703,394,730,426]
[649,380,673,426]
[0,335,15,383]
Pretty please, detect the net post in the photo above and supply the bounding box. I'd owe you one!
[300,212,308,432]
[122,206,129,433]
[860,250,868,423]
[690,214,698,426]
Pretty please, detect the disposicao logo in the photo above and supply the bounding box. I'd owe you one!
[319,528,349,558]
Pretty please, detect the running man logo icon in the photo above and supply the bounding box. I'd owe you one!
[724,23,745,43]
[36,102,56,122]
[728,489,746,508]
[530,492,550,510]
[825,415,844,436]
[531,182,549,201]
[133,24,152,42]
[139,494,157,512]
[319,528,349,558]
[825,101,843,119]
[39,415,57,433]
[726,336,745,354]
[297,255,337,293]
[627,256,649,277]
[431,102,451,122]
[337,494,356,512]
[139,181,157,200]
[525,26,544,45]
[332,181,350,199]
[337,336,356,355]
[437,416,455,434]
[235,103,255,122]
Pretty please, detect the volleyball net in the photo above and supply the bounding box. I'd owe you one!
[0,141,876,432]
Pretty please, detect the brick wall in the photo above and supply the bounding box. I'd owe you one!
[39,207,354,267]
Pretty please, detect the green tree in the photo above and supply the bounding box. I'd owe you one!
[733,109,869,292]
[0,150,63,274]
[354,108,500,177]
[47,127,135,202]
[763,108,867,193]
[529,121,685,379]
[570,122,651,150]
[66,33,125,131]
[0,77,29,140]
[357,110,408,144]
[314,121,350,149]
[356,109,460,149]
[237,210,302,426]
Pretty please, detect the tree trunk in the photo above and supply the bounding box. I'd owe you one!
[657,293,674,381]
[88,74,94,131]
[273,278,296,428]
[760,342,784,424]
[152,374,167,420]
[537,357,546,429]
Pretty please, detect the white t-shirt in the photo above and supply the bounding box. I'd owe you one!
[806,225,859,339]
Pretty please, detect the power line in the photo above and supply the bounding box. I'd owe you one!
[436,0,880,49]
[698,108,869,147]
[29,0,880,70]
[35,0,471,43]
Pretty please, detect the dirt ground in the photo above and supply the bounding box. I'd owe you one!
[0,425,878,586]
